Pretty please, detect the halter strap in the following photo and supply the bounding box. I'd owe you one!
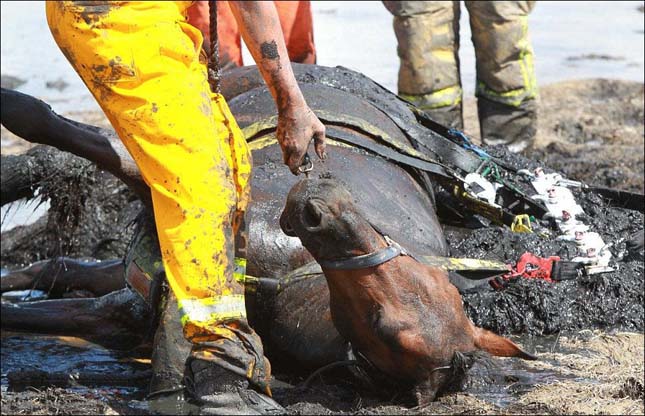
[317,235,409,270]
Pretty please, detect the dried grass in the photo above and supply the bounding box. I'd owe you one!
[516,330,644,415]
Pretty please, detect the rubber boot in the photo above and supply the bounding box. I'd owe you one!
[147,291,196,415]
[148,291,193,398]
[184,357,284,415]
[478,97,537,154]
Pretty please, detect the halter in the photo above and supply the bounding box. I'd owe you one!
[317,232,411,270]
[312,224,455,386]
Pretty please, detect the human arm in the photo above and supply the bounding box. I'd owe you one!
[228,1,326,174]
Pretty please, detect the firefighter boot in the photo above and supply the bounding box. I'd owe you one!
[478,97,537,154]
[423,104,464,130]
[148,291,193,399]
[184,358,284,415]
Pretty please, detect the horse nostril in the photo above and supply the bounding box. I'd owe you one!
[282,221,296,236]
[303,202,322,228]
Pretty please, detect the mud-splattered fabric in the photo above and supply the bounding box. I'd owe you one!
[384,1,538,151]
[45,1,267,388]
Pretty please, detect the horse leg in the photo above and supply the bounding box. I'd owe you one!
[1,88,150,206]
[1,288,151,350]
[2,257,125,298]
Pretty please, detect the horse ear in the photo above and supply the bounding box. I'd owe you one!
[474,328,537,360]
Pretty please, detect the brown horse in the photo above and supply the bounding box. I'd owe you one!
[280,179,535,403]
[1,64,535,403]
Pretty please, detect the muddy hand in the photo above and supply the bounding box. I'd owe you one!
[276,105,326,175]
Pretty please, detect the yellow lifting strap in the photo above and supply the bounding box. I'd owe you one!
[511,214,533,233]
[418,256,509,273]
[241,110,439,166]
[243,256,509,293]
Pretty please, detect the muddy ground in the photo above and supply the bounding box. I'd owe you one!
[463,79,644,193]
[1,78,644,415]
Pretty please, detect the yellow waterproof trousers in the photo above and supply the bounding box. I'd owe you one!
[46,1,252,342]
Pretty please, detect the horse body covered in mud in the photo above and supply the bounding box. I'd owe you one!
[3,65,536,402]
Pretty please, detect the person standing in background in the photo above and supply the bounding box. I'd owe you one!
[188,0,316,69]
[384,1,538,153]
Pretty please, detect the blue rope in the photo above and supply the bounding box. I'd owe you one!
[448,128,490,159]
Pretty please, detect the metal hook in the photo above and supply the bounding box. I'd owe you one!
[297,153,313,177]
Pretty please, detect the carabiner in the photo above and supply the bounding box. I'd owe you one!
[297,153,314,177]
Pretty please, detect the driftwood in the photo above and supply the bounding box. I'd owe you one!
[0,159,141,267]
[1,89,148,265]
[1,146,79,206]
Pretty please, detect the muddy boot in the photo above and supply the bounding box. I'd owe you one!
[146,291,197,415]
[148,291,193,398]
[423,105,464,130]
[478,97,537,153]
[401,94,464,130]
[184,359,283,415]
[183,319,283,415]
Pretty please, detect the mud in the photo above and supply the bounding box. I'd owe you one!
[533,80,644,193]
[275,330,644,415]
[443,80,645,337]
[2,332,641,416]
[1,78,644,414]
[462,79,644,193]
[1,334,149,415]
[440,145,645,335]
[1,388,125,415]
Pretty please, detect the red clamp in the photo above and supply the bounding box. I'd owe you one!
[490,252,561,290]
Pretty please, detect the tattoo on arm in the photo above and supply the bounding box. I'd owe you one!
[257,39,299,112]
[260,40,280,60]
[260,39,283,87]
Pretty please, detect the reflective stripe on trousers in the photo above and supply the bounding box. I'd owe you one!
[178,295,246,326]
